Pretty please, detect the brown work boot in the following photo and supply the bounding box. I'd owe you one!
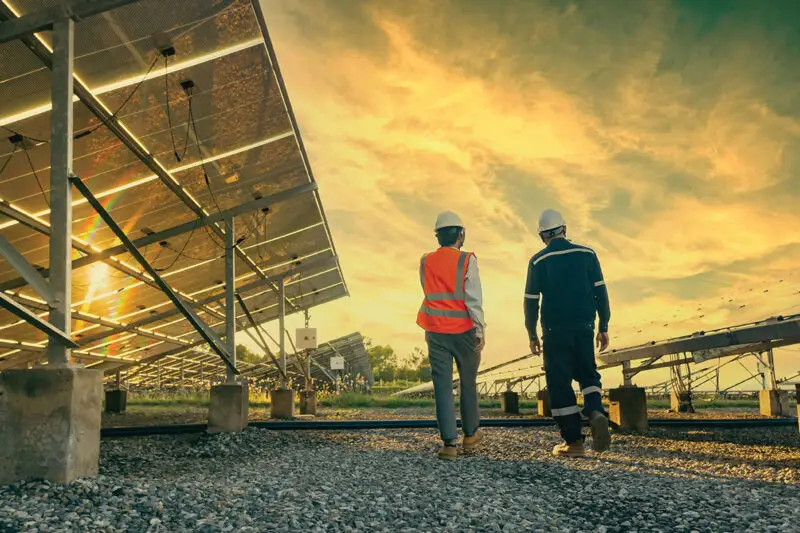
[552,440,585,458]
[438,444,458,460]
[588,411,611,453]
[463,429,484,451]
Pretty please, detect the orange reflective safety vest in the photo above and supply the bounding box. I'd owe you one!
[416,247,476,334]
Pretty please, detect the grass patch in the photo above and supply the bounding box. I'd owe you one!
[123,390,760,412]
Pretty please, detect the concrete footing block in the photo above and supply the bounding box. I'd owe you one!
[796,385,799,432]
[608,386,648,432]
[270,388,295,419]
[670,391,694,413]
[0,366,102,485]
[501,391,519,415]
[537,390,551,417]
[759,389,790,417]
[208,383,249,433]
[105,389,127,413]
[299,390,317,416]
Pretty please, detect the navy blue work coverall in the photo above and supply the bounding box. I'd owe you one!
[524,237,611,444]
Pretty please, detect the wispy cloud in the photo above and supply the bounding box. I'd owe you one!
[258,0,800,385]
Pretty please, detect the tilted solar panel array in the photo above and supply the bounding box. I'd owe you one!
[0,0,347,380]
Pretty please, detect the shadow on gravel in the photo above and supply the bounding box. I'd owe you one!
[640,427,800,448]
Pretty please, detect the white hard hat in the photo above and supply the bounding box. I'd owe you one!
[434,211,464,231]
[538,209,566,233]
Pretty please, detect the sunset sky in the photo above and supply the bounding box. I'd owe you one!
[255,0,800,388]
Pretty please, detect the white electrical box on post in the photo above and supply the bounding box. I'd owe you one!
[296,328,318,350]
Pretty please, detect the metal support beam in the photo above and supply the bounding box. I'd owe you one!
[225,217,236,384]
[69,175,237,373]
[0,181,317,293]
[767,348,777,390]
[72,254,334,347]
[278,278,286,388]
[0,235,54,304]
[0,5,303,321]
[46,17,74,366]
[0,0,141,43]
[622,361,633,386]
[0,292,77,348]
[235,292,288,382]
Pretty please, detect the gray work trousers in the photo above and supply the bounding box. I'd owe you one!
[426,329,480,444]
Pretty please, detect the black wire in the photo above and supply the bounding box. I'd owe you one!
[184,93,239,253]
[0,146,17,178]
[74,55,161,141]
[155,219,200,272]
[22,142,49,208]
[164,55,182,162]
[2,126,49,144]
[188,96,224,217]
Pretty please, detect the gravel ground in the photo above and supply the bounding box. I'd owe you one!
[1,426,798,532]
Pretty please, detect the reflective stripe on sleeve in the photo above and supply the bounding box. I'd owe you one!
[594,280,606,287]
[524,294,540,300]
[551,405,581,417]
[581,386,602,396]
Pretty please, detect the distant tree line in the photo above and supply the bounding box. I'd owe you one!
[366,338,431,383]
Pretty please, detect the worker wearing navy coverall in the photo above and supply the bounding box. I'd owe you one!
[524,209,611,453]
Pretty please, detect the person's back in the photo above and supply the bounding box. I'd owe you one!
[525,209,611,457]
[531,238,605,332]
[418,211,486,460]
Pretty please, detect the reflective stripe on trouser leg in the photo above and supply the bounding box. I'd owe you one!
[581,386,603,416]
[572,329,604,416]
[427,332,458,444]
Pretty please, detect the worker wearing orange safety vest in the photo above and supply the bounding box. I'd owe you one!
[417,211,486,460]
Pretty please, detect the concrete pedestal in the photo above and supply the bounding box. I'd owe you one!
[608,386,648,432]
[796,385,799,432]
[759,389,790,417]
[299,390,317,415]
[501,391,520,415]
[105,389,127,413]
[270,388,295,419]
[0,367,102,484]
[537,390,551,417]
[208,383,249,433]
[670,391,694,413]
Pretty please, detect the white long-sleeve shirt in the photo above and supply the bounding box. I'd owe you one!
[463,254,487,338]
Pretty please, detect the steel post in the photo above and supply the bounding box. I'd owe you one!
[767,348,777,390]
[622,361,633,386]
[225,217,236,384]
[46,18,74,367]
[278,278,286,388]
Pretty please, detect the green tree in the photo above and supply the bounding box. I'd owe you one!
[236,343,264,364]
[366,342,399,382]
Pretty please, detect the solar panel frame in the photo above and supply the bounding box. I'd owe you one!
[0,0,348,375]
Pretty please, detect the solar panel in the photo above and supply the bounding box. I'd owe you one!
[0,0,348,377]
